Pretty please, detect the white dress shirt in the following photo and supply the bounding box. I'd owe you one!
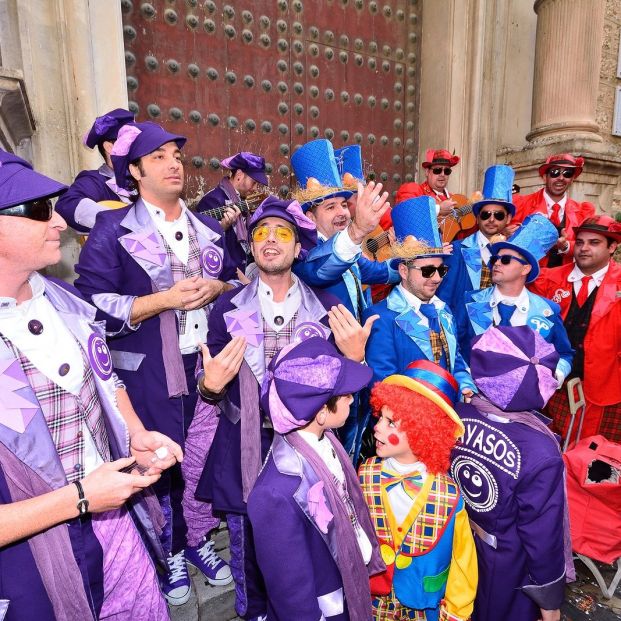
[397,285,444,326]
[568,263,609,298]
[257,275,302,332]
[490,286,530,326]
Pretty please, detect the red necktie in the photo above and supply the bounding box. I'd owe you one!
[576,275,592,306]
[550,203,562,227]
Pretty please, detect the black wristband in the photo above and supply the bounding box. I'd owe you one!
[74,480,89,515]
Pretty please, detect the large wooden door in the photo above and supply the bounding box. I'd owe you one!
[122,0,421,202]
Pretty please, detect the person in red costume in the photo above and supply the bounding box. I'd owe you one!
[381,149,466,230]
[513,153,595,267]
[529,215,621,443]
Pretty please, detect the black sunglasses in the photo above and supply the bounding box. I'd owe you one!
[431,167,452,176]
[0,199,54,222]
[479,210,507,221]
[547,168,574,179]
[489,254,528,266]
[408,264,450,278]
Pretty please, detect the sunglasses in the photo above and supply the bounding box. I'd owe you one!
[408,264,450,278]
[0,199,54,222]
[547,168,574,179]
[479,210,507,221]
[489,254,528,266]
[431,167,452,176]
[251,224,295,243]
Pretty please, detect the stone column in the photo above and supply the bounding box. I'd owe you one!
[527,0,606,142]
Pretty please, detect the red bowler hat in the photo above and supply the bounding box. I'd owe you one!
[538,153,584,178]
[421,148,460,169]
[573,215,621,243]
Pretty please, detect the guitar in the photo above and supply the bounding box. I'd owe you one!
[201,190,270,220]
[362,226,393,261]
[438,191,482,243]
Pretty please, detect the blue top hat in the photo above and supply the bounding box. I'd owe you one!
[390,196,451,265]
[472,165,516,216]
[489,213,559,282]
[291,139,353,212]
[334,144,364,188]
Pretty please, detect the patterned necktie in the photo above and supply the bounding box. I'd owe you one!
[382,471,424,500]
[497,302,515,326]
[419,303,440,333]
[576,275,592,307]
[550,203,562,227]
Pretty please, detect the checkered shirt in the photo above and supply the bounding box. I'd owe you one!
[262,313,298,365]
[162,218,202,335]
[479,262,493,289]
[1,335,111,482]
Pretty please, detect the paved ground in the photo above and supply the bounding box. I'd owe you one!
[169,527,621,620]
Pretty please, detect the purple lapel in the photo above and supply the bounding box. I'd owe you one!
[118,200,173,292]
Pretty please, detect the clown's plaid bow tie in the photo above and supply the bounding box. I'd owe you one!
[382,471,425,498]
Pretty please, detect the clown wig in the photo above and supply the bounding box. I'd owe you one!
[370,382,460,474]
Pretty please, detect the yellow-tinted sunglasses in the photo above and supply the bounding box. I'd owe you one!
[251,224,295,243]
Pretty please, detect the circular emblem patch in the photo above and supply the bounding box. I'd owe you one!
[201,245,223,277]
[293,322,326,341]
[527,315,553,338]
[87,333,113,380]
[451,456,498,513]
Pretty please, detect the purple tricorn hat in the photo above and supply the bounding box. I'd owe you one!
[0,149,67,209]
[83,108,135,149]
[248,196,318,257]
[470,326,560,412]
[220,152,268,186]
[111,121,187,190]
[260,337,372,434]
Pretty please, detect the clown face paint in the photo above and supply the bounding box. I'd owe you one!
[374,406,416,462]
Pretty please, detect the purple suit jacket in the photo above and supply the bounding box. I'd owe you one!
[248,433,383,621]
[0,278,163,621]
[195,277,340,514]
[74,199,238,445]
[450,404,566,621]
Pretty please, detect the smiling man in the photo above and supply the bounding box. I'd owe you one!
[459,214,574,387]
[513,153,595,267]
[530,215,621,443]
[74,121,237,605]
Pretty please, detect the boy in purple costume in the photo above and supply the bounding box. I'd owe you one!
[450,326,572,621]
[0,150,182,620]
[56,108,135,233]
[248,337,384,620]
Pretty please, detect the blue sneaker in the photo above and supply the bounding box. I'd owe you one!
[185,538,233,586]
[160,550,191,606]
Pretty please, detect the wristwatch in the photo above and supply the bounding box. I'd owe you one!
[74,480,89,515]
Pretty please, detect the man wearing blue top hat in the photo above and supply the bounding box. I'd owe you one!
[0,149,183,620]
[363,196,477,399]
[56,108,135,233]
[438,165,516,312]
[290,139,399,461]
[457,214,574,386]
[196,152,270,270]
[74,121,237,605]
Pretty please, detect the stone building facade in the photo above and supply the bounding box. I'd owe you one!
[1,0,620,276]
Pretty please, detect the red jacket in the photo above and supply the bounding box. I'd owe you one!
[513,189,595,266]
[529,260,621,406]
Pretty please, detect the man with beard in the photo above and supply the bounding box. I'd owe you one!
[195,193,386,620]
[364,196,476,399]
[439,165,517,313]
[530,215,621,443]
[196,152,269,270]
[458,214,574,384]
[513,153,595,267]
[75,121,237,606]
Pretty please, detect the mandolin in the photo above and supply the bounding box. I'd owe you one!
[201,190,270,221]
